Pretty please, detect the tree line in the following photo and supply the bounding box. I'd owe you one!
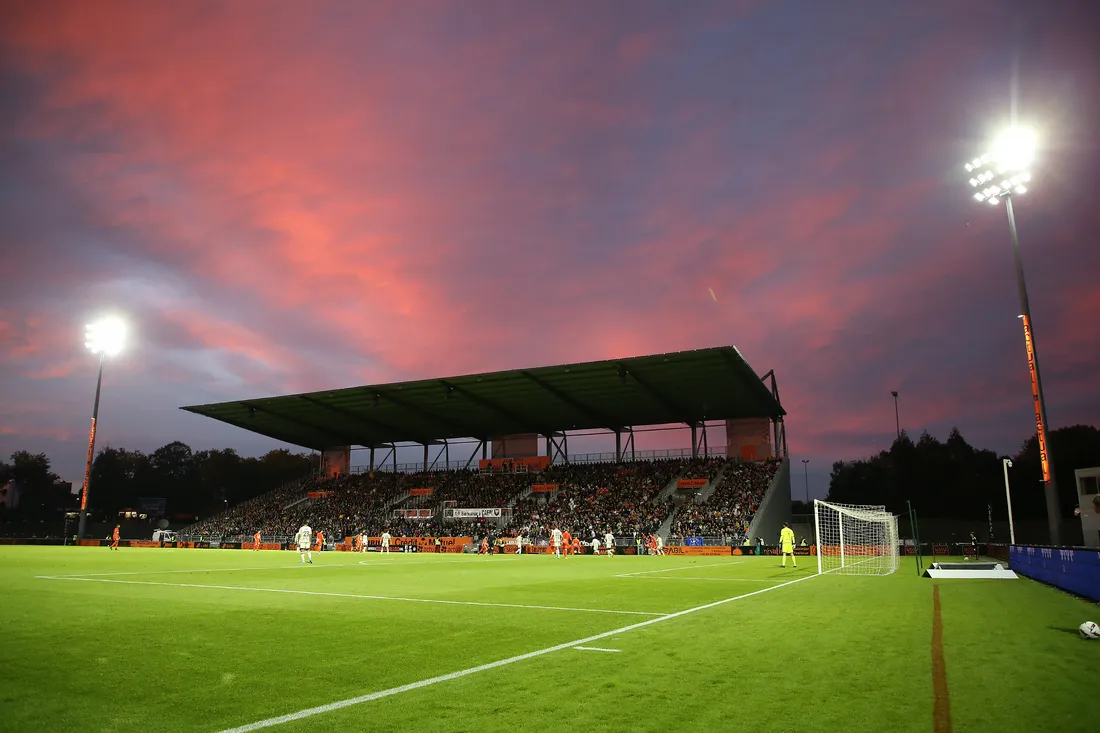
[823,424,1100,521]
[2,424,1097,525]
[0,443,316,522]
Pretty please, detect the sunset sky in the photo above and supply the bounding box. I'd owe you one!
[1,0,1097,497]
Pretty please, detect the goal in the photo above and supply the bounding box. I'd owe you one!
[813,500,899,576]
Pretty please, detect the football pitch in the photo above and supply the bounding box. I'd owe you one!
[2,547,1095,732]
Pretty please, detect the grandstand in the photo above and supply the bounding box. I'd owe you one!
[181,347,791,549]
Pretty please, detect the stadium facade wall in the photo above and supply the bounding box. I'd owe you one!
[1009,545,1100,602]
[725,418,772,460]
[492,434,540,458]
[321,447,351,477]
[1075,467,1100,547]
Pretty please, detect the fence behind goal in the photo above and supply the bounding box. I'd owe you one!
[813,500,899,576]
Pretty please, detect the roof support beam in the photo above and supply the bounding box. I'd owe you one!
[297,395,431,445]
[519,371,624,432]
[242,402,357,448]
[439,380,545,434]
[374,388,484,438]
[615,363,696,420]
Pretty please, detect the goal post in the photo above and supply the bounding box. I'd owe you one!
[814,500,899,576]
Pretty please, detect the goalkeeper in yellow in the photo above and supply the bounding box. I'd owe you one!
[780,521,797,568]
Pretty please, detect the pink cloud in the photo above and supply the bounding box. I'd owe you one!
[0,0,1095,481]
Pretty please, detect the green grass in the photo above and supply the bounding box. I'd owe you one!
[1,547,1095,732]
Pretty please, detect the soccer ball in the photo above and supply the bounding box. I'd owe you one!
[1079,621,1100,639]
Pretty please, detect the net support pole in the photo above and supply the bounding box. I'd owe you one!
[814,499,823,575]
[838,512,845,568]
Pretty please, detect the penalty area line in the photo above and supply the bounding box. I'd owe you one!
[212,570,821,733]
[34,576,665,617]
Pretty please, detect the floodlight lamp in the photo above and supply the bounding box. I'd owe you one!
[989,126,1036,173]
[85,316,127,357]
[1015,186,1027,194]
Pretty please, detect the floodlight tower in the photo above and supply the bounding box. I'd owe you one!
[77,316,127,541]
[965,126,1060,545]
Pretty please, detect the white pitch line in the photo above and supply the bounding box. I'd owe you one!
[614,561,741,578]
[35,576,665,616]
[213,571,821,733]
[574,646,620,653]
[625,576,783,582]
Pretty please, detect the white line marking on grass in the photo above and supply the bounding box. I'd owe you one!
[624,576,781,582]
[212,571,821,733]
[34,577,664,616]
[613,561,741,578]
[574,646,620,653]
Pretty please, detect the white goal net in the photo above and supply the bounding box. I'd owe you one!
[813,500,899,576]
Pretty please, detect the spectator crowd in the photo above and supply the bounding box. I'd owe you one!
[671,458,781,542]
[185,455,782,547]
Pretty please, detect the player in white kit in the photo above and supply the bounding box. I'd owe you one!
[592,537,601,555]
[515,534,523,555]
[358,531,366,552]
[604,531,615,556]
[296,524,313,564]
[655,534,665,556]
[550,527,563,558]
[381,531,392,554]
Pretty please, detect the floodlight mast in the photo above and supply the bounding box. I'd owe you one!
[965,127,1060,546]
[77,317,127,542]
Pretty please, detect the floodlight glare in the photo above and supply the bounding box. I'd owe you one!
[85,316,127,357]
[963,126,1038,204]
[989,126,1036,173]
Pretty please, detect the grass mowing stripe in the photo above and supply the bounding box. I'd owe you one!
[35,576,666,616]
[213,569,822,733]
[614,561,739,577]
[622,576,780,582]
[39,555,523,579]
[932,584,953,733]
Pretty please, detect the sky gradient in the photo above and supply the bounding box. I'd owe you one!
[1,0,1097,498]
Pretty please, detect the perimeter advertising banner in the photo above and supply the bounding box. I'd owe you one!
[1010,545,1100,602]
[732,546,816,556]
[530,484,559,493]
[664,546,731,556]
[677,479,707,489]
[449,508,502,518]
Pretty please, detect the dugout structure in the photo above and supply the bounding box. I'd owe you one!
[181,346,787,469]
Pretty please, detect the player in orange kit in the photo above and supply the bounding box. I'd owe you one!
[562,530,572,557]
[315,530,325,552]
[572,536,582,556]
[109,525,120,550]
[253,530,262,550]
